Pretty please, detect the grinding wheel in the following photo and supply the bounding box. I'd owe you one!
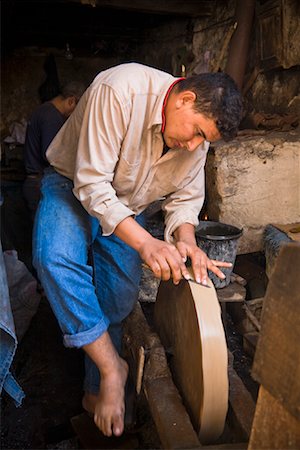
[154,276,228,443]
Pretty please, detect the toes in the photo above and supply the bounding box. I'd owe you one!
[113,414,124,436]
[104,417,113,437]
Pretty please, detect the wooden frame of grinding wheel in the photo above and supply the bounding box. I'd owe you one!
[154,277,228,443]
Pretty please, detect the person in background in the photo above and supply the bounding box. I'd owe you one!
[33,63,243,438]
[22,81,85,218]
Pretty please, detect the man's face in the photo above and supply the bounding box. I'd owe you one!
[163,90,221,151]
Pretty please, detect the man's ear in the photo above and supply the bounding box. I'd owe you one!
[68,96,76,106]
[175,90,196,108]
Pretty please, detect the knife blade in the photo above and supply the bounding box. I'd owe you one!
[186,277,211,288]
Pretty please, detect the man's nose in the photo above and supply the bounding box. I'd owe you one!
[186,136,205,151]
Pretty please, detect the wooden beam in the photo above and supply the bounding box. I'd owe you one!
[228,362,256,440]
[22,0,214,17]
[248,386,300,449]
[80,0,214,16]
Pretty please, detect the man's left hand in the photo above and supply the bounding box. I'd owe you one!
[175,240,232,286]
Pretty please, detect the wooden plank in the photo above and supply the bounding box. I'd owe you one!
[144,377,201,450]
[228,363,256,440]
[216,281,246,303]
[243,332,259,358]
[200,444,247,450]
[79,0,214,16]
[252,243,300,420]
[248,386,300,449]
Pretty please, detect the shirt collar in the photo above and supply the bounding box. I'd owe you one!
[161,78,185,133]
[147,77,185,130]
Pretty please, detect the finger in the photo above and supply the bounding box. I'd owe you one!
[146,258,163,279]
[167,257,184,285]
[210,259,233,268]
[176,241,188,263]
[209,264,226,280]
[173,243,191,281]
[155,255,171,281]
[155,245,182,284]
[166,247,190,284]
[190,257,208,285]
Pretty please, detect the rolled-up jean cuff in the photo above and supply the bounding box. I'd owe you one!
[63,317,110,348]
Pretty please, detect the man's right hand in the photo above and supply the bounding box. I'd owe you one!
[114,216,189,285]
[138,235,190,284]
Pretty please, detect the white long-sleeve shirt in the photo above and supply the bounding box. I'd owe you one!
[46,63,209,241]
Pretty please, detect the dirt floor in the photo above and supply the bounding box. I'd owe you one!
[1,180,266,450]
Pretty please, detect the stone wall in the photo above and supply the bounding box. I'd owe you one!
[1,49,119,137]
[2,0,300,137]
[190,0,300,116]
[205,129,300,253]
[191,0,236,75]
[2,1,300,257]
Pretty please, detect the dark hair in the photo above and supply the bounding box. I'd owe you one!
[176,73,243,141]
[61,81,86,102]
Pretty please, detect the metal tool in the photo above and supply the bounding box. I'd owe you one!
[142,263,211,288]
[187,278,211,288]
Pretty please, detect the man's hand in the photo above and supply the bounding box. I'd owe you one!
[174,223,232,286]
[113,216,189,284]
[138,235,190,285]
[176,240,232,286]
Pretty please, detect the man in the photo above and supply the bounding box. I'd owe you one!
[23,81,85,218]
[33,63,243,438]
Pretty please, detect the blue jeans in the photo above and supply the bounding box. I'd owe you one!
[33,169,145,394]
[0,242,25,406]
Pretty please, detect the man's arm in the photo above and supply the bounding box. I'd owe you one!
[162,148,231,285]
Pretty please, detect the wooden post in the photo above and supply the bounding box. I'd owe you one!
[248,243,300,449]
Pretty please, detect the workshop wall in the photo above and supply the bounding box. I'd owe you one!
[2,0,300,137]
[1,23,186,137]
[1,0,299,254]
[1,50,120,138]
[191,0,300,117]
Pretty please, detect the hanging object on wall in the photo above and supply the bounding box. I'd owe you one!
[64,43,74,60]
[225,0,256,90]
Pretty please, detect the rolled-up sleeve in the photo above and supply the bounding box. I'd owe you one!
[73,85,135,235]
[162,145,208,243]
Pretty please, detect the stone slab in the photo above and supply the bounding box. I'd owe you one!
[205,130,300,253]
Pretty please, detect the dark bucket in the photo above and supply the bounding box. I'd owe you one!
[195,221,243,289]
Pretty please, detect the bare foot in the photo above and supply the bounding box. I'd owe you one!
[82,392,98,415]
[82,358,128,437]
